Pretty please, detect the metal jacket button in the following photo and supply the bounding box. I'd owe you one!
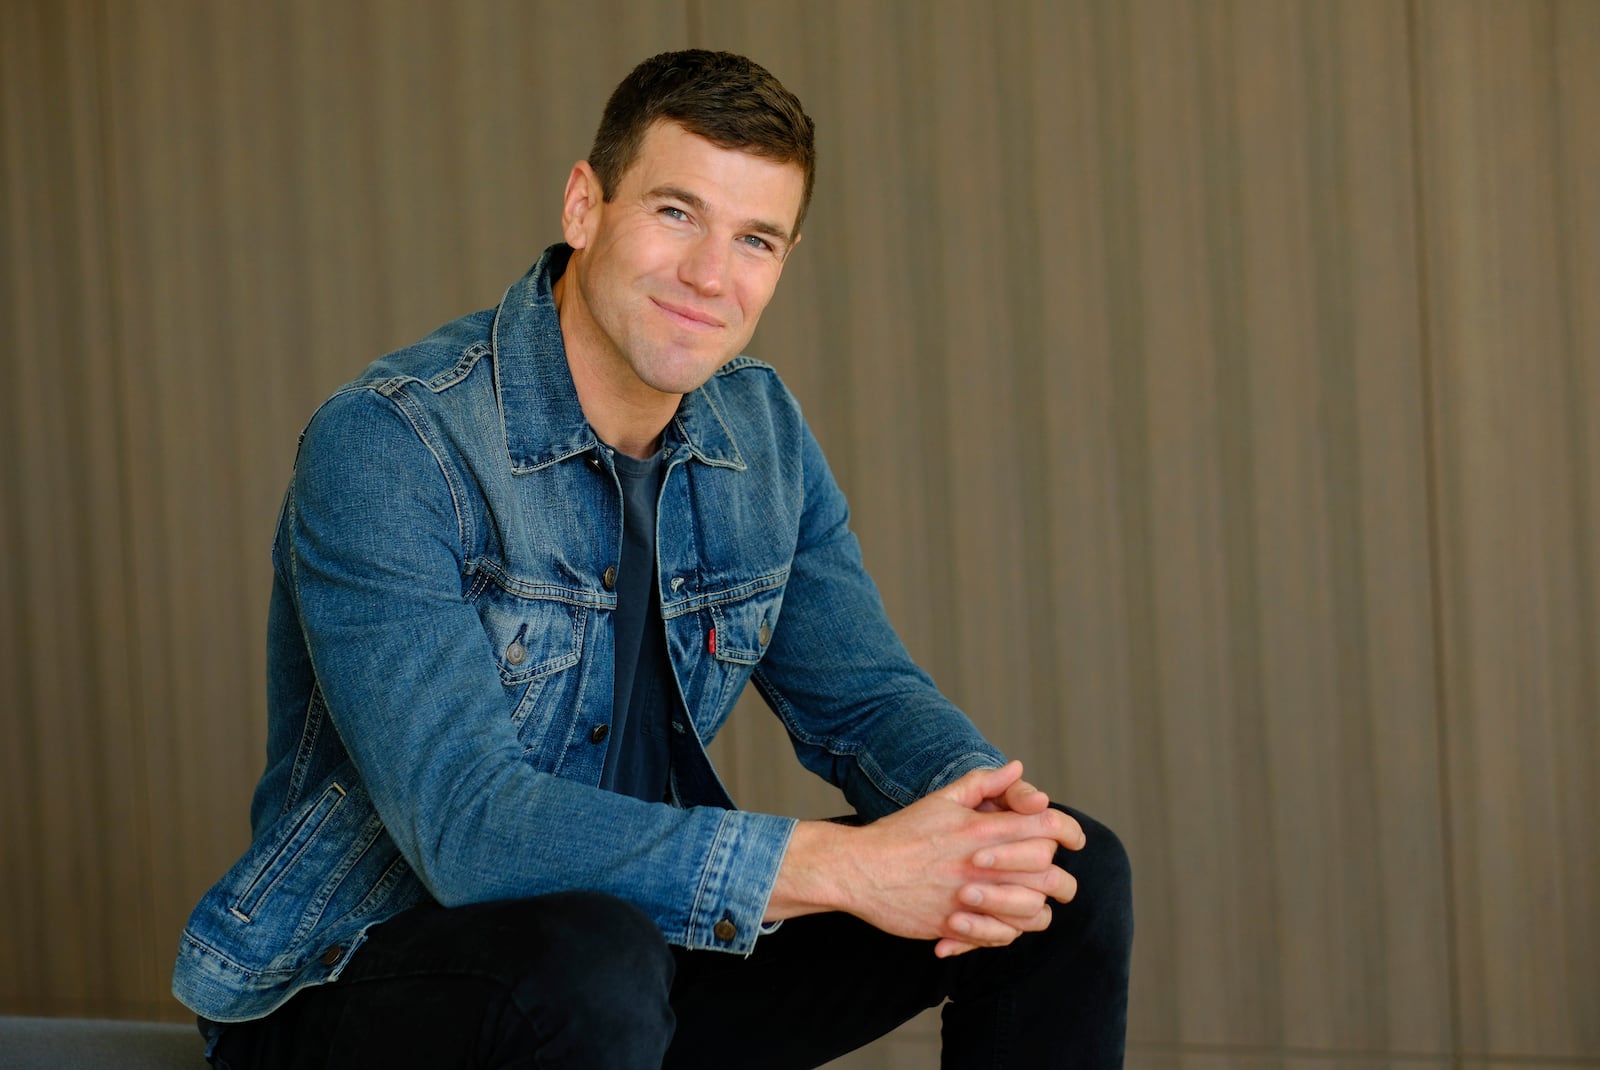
[713,918,737,942]
[320,946,344,967]
[602,566,617,590]
[590,724,610,743]
[758,621,771,647]
[505,641,526,666]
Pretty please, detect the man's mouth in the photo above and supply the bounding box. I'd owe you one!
[652,297,725,331]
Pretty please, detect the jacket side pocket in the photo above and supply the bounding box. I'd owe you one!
[228,780,348,923]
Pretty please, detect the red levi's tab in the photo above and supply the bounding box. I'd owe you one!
[708,627,716,655]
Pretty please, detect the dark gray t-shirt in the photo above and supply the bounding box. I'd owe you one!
[598,448,674,802]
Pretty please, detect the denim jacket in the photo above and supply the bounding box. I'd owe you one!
[172,245,1005,1023]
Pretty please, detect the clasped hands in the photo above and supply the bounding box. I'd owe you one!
[768,761,1084,958]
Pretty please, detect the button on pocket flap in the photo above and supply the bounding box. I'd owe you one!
[477,587,584,683]
[709,587,784,665]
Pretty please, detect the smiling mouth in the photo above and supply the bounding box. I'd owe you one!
[652,298,724,331]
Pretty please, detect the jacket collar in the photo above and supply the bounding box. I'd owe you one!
[491,244,745,473]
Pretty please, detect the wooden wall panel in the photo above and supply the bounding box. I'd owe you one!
[0,0,158,1017]
[0,0,705,1022]
[1222,1,1448,1053]
[1415,0,1600,1059]
[1091,0,1446,1052]
[704,0,1448,1058]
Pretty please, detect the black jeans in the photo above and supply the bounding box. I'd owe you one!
[209,807,1132,1069]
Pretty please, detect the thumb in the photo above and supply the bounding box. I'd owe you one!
[938,760,1024,809]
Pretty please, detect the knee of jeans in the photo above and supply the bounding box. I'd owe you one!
[509,891,675,1016]
[472,893,674,1067]
[1056,806,1134,950]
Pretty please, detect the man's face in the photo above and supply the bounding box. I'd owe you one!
[559,121,804,400]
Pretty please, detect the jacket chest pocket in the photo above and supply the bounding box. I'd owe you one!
[477,587,586,685]
[709,585,784,666]
[477,589,588,753]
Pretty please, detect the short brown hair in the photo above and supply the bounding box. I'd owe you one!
[588,50,817,236]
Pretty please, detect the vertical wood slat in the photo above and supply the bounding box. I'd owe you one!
[1415,0,1600,1057]
[0,4,54,1014]
[0,0,154,1017]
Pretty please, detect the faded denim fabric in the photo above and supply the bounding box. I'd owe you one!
[172,245,1005,1024]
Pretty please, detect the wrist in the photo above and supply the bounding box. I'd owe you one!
[764,819,855,921]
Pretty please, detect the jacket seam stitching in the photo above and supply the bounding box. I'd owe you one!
[380,385,473,557]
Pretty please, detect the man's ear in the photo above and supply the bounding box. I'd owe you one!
[561,161,603,250]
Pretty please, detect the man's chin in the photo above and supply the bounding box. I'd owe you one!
[636,352,740,397]
[648,371,722,397]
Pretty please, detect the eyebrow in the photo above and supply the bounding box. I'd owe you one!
[649,185,794,246]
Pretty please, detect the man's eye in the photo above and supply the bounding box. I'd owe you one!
[661,207,688,221]
[741,235,774,252]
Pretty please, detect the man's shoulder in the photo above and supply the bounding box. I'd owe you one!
[713,354,779,380]
[350,307,499,396]
[295,307,502,462]
[692,354,813,456]
[705,355,802,417]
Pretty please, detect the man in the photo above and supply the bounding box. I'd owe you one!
[174,50,1132,1068]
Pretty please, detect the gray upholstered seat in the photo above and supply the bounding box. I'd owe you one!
[0,1016,206,1069]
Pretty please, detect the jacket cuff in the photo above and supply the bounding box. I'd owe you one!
[926,748,1009,792]
[684,810,797,954]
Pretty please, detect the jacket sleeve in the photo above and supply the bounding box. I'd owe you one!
[749,415,1007,821]
[284,385,793,953]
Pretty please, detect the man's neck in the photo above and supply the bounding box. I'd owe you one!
[552,269,676,460]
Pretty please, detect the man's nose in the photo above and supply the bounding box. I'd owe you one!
[679,234,728,296]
